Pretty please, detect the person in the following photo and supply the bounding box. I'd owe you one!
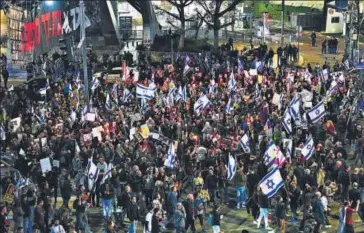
[127,196,140,233]
[1,66,9,89]
[166,186,178,225]
[13,199,24,233]
[311,31,317,47]
[73,186,89,232]
[210,205,222,233]
[151,208,161,233]
[0,205,8,233]
[34,199,46,233]
[183,194,196,233]
[117,185,133,227]
[103,220,116,233]
[322,39,327,54]
[50,220,66,233]
[174,203,186,233]
[288,180,300,224]
[144,207,153,233]
[274,195,287,233]
[60,175,72,208]
[312,192,325,233]
[100,182,114,219]
[205,167,218,204]
[235,163,247,209]
[256,187,272,230]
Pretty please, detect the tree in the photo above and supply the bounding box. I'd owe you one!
[197,0,244,47]
[194,11,207,39]
[155,0,194,50]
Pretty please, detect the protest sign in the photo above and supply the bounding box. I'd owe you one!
[4,184,15,204]
[40,158,52,173]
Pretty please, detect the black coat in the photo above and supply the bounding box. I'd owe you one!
[127,202,140,221]
[151,215,160,233]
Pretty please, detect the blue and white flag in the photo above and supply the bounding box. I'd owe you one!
[307,101,326,123]
[105,92,112,110]
[258,167,284,198]
[136,83,156,100]
[228,72,236,91]
[182,85,187,102]
[264,141,277,169]
[122,88,131,104]
[175,86,183,102]
[237,57,244,73]
[239,133,250,153]
[286,139,292,159]
[16,177,30,189]
[87,158,100,192]
[327,80,338,96]
[100,163,113,185]
[0,125,5,141]
[90,76,100,91]
[225,98,233,114]
[227,153,237,181]
[302,135,314,160]
[209,80,217,94]
[282,110,292,135]
[289,95,301,120]
[164,142,176,168]
[194,95,210,113]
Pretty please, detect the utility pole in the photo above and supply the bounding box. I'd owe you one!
[281,0,285,46]
[80,0,89,110]
[263,12,266,43]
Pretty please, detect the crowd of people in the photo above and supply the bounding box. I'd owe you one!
[0,37,364,233]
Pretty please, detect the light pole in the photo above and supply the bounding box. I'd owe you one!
[80,0,89,110]
[281,0,285,46]
[169,28,174,65]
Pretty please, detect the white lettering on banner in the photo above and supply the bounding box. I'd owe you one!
[62,6,91,34]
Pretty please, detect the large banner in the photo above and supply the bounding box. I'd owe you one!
[22,3,91,56]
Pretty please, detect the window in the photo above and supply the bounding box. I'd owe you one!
[331,17,340,23]
[119,16,132,38]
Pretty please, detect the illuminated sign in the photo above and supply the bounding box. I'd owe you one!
[22,6,90,53]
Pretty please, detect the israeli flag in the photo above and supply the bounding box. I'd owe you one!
[182,86,187,102]
[282,110,292,135]
[39,79,50,96]
[264,141,277,169]
[136,83,156,100]
[239,133,250,153]
[209,80,217,94]
[164,142,176,168]
[183,64,192,76]
[194,95,210,113]
[302,135,314,160]
[105,92,112,110]
[286,140,292,159]
[16,177,30,189]
[289,95,301,120]
[225,98,233,114]
[205,56,210,69]
[228,72,236,91]
[307,101,326,123]
[45,78,50,90]
[90,76,100,91]
[0,125,5,141]
[327,80,338,96]
[122,88,131,104]
[237,57,244,73]
[227,153,237,181]
[100,163,113,185]
[87,158,100,192]
[175,86,183,102]
[274,148,286,168]
[258,167,284,198]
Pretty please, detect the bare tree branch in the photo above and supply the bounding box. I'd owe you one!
[196,10,212,27]
[218,0,244,17]
[155,5,180,20]
[197,0,213,17]
[218,21,234,29]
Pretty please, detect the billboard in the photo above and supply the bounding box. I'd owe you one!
[21,2,91,57]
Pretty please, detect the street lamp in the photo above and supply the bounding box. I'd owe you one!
[44,1,54,6]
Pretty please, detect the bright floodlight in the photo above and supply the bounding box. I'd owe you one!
[45,1,54,6]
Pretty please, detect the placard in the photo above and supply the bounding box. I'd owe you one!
[85,113,96,122]
[41,138,47,147]
[92,126,103,141]
[53,160,60,167]
[272,93,280,105]
[4,184,15,204]
[10,117,21,132]
[249,69,258,76]
[304,102,313,109]
[283,139,292,149]
[258,75,264,84]
[40,158,52,173]
[140,124,150,139]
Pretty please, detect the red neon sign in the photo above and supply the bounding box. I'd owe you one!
[22,10,62,52]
